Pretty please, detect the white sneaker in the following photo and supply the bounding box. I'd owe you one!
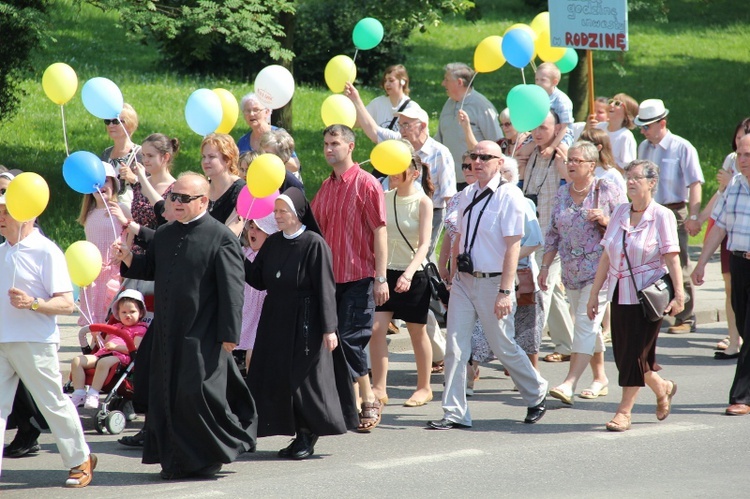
[71,393,86,407]
[84,393,100,410]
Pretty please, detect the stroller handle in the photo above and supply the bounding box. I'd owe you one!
[88,324,138,358]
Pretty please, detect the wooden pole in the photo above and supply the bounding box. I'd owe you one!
[586,50,595,116]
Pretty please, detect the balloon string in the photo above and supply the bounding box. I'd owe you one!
[353,49,359,63]
[79,286,94,325]
[118,119,140,169]
[521,68,526,85]
[359,159,371,165]
[61,105,70,157]
[530,60,537,72]
[459,73,478,112]
[10,226,22,288]
[96,186,121,244]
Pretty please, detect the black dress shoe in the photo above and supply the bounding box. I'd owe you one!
[193,463,222,477]
[427,418,471,430]
[4,439,41,458]
[524,398,547,424]
[160,469,190,480]
[278,437,297,458]
[715,351,740,360]
[290,431,318,460]
[118,428,145,447]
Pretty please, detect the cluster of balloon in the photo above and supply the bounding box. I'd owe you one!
[529,11,578,73]
[370,140,412,176]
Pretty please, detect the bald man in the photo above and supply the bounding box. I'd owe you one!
[428,141,548,430]
[114,172,257,479]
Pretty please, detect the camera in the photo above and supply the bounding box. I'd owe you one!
[457,252,474,274]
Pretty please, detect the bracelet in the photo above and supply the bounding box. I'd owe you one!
[402,275,412,282]
[541,264,550,270]
[122,219,133,229]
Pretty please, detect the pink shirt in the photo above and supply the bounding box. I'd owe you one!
[311,164,386,284]
[601,202,679,305]
[238,247,266,351]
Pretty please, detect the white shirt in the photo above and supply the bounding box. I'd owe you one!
[607,126,637,170]
[366,95,416,133]
[456,174,525,273]
[0,229,72,344]
[595,165,626,192]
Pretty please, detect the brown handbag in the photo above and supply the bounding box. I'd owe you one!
[516,267,536,306]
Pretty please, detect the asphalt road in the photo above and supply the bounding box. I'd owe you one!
[2,318,747,498]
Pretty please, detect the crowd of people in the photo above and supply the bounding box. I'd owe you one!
[2,59,749,489]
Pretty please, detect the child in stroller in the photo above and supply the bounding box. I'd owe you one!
[69,289,148,409]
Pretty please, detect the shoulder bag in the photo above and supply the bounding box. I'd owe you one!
[621,230,674,322]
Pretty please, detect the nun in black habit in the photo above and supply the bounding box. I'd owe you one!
[245,187,358,460]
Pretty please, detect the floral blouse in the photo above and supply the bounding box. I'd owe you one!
[544,179,626,289]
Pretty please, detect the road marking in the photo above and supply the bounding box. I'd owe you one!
[593,421,712,440]
[357,448,486,470]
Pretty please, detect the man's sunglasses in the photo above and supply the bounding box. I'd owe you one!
[169,192,203,204]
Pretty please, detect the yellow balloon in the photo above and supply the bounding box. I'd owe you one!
[370,140,412,176]
[324,55,357,94]
[474,36,506,73]
[212,88,239,134]
[321,94,356,128]
[536,29,566,62]
[65,241,103,288]
[42,63,78,105]
[504,23,538,42]
[246,153,285,198]
[5,173,50,222]
[530,12,551,37]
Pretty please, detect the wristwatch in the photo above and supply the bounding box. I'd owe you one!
[688,215,698,221]
[375,276,387,284]
[30,298,40,311]
[498,289,512,295]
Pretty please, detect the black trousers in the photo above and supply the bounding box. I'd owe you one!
[729,254,750,404]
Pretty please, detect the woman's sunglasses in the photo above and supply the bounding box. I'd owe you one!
[103,118,124,126]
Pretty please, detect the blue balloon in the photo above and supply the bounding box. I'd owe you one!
[63,151,106,194]
[502,29,535,69]
[185,89,223,136]
[81,77,123,119]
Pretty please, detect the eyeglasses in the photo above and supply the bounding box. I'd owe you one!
[169,192,204,204]
[0,188,5,195]
[461,163,472,170]
[607,99,623,107]
[469,153,501,162]
[399,121,419,130]
[639,124,652,131]
[564,158,594,166]
[244,107,266,115]
[500,122,513,127]
[626,175,651,182]
[103,118,123,126]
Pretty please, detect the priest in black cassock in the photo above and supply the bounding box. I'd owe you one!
[245,187,358,460]
[113,172,257,480]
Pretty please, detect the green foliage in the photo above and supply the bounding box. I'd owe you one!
[0,0,51,122]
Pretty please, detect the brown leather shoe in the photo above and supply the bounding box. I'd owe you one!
[725,404,750,415]
[65,454,97,488]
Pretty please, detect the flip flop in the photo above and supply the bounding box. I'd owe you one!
[580,381,609,399]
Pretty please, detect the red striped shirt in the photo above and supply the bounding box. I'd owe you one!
[312,164,386,284]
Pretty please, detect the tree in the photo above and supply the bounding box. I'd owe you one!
[0,0,51,123]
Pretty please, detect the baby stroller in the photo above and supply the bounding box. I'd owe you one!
[67,324,139,435]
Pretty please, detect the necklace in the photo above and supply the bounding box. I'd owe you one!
[630,204,647,213]
[571,180,593,194]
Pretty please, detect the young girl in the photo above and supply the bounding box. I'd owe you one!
[76,163,131,326]
[237,212,278,372]
[371,149,434,407]
[238,150,260,180]
[70,289,149,409]
[602,93,639,172]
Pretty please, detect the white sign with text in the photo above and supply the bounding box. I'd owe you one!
[549,0,629,51]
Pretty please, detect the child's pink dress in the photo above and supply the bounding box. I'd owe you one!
[238,247,267,351]
[91,321,148,365]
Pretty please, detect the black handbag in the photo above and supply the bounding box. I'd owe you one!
[392,194,450,305]
[622,231,674,322]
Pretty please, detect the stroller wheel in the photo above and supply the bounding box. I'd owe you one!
[94,415,105,434]
[105,411,127,435]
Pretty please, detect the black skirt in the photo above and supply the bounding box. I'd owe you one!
[375,269,431,324]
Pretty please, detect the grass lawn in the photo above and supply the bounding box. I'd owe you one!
[0,0,747,248]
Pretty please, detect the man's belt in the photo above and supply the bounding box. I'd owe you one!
[664,202,686,210]
[731,251,750,260]
[471,271,502,278]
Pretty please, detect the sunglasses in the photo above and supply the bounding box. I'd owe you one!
[461,163,472,170]
[500,122,513,127]
[469,153,500,162]
[169,192,204,204]
[607,99,623,107]
[0,188,5,195]
[639,124,651,131]
[103,118,124,126]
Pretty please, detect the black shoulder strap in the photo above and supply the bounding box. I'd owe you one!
[387,99,411,131]
[462,187,493,216]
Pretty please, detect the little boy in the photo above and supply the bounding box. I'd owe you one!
[535,62,574,156]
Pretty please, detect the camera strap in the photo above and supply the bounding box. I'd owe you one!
[523,149,557,198]
[462,187,493,256]
[387,99,411,130]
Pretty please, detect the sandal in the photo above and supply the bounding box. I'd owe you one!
[715,336,730,351]
[549,386,574,405]
[65,453,97,488]
[542,352,571,362]
[356,400,382,433]
[656,380,677,421]
[580,381,609,399]
[605,414,631,432]
[431,361,444,374]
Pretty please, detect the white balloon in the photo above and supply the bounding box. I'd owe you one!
[254,65,295,110]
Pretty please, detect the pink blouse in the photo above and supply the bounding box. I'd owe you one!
[601,201,679,305]
[238,247,267,351]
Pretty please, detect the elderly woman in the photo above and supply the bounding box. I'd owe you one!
[259,128,302,181]
[245,188,357,459]
[541,141,626,405]
[587,160,683,432]
[102,103,141,206]
[238,93,300,173]
[200,133,245,235]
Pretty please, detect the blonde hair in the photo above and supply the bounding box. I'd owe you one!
[536,62,561,83]
[119,103,139,136]
[77,177,116,226]
[201,133,239,176]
